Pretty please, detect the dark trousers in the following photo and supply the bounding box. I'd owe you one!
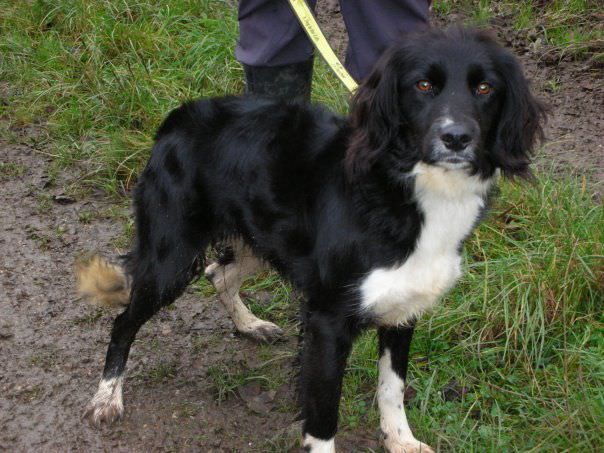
[236,0,430,81]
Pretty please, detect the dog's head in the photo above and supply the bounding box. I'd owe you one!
[347,27,547,180]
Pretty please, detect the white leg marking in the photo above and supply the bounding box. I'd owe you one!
[303,434,336,453]
[84,376,124,426]
[205,241,282,342]
[378,350,434,453]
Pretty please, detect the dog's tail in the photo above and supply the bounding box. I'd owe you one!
[76,255,130,308]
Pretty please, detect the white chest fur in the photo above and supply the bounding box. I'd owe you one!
[360,163,492,326]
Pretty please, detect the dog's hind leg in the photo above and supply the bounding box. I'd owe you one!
[84,248,202,425]
[85,245,204,426]
[83,287,150,426]
[85,153,209,425]
[204,239,283,342]
[84,285,160,425]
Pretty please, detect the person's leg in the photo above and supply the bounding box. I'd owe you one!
[339,0,431,80]
[236,0,317,101]
[242,60,314,101]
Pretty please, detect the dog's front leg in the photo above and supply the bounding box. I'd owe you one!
[377,325,434,453]
[300,310,354,453]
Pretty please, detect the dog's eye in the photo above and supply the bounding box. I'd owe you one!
[476,82,493,95]
[416,80,433,93]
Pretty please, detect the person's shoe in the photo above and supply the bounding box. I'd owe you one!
[243,59,313,102]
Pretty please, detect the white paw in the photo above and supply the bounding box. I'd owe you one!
[384,436,435,453]
[303,434,335,452]
[239,319,283,343]
[83,377,124,427]
[204,262,221,282]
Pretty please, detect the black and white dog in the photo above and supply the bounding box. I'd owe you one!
[78,28,545,452]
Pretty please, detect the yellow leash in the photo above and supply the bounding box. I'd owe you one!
[287,0,358,93]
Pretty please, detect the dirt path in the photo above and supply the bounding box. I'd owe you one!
[1,5,602,453]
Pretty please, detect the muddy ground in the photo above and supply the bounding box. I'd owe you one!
[1,4,602,453]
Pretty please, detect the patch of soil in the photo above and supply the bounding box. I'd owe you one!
[316,4,604,187]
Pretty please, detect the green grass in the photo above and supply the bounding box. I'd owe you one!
[432,1,455,16]
[473,0,493,26]
[514,2,534,31]
[383,176,602,450]
[135,359,179,385]
[207,346,292,403]
[512,0,603,58]
[539,1,603,57]
[434,1,603,58]
[0,161,27,180]
[1,1,602,451]
[0,0,348,194]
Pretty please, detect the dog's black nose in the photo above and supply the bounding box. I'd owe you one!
[440,124,473,152]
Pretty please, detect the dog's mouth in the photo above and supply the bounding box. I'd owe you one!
[424,138,476,171]
[436,154,473,169]
[429,150,475,170]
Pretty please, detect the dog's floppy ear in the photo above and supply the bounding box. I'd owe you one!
[492,50,547,179]
[346,48,403,179]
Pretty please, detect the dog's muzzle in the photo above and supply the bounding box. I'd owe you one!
[425,118,479,169]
